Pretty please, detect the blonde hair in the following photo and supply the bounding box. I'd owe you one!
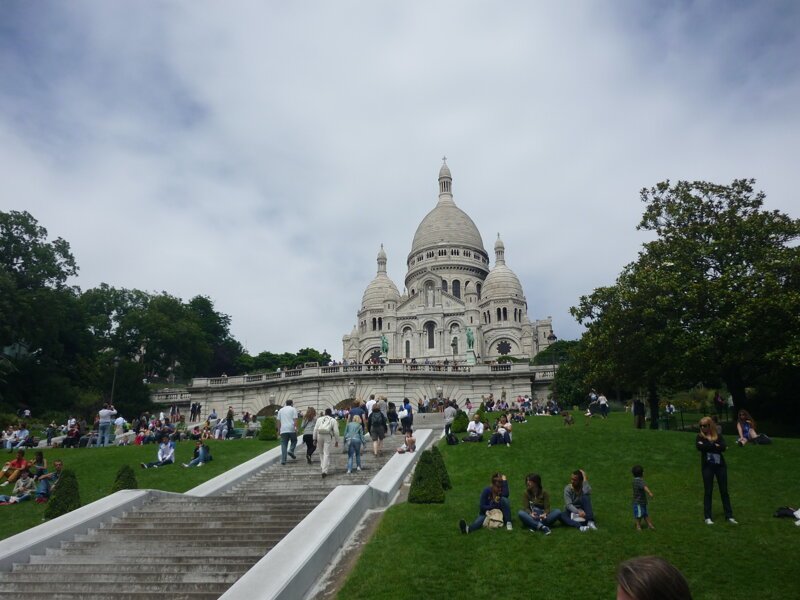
[699,417,718,441]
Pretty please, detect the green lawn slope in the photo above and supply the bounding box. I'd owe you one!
[340,413,800,600]
[0,438,277,541]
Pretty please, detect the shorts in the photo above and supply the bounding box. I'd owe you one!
[633,503,648,519]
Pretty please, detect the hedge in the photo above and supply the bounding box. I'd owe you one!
[111,464,138,493]
[408,450,445,504]
[43,469,81,520]
[258,417,278,441]
[429,445,451,490]
[451,410,469,433]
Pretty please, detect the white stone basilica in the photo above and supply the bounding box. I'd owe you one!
[343,160,554,364]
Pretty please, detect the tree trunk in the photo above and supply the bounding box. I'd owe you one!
[647,382,660,430]
[723,367,747,413]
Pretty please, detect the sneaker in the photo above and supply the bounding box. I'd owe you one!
[794,520,800,527]
[459,519,468,534]
[288,451,296,460]
[506,522,513,531]
[542,526,552,536]
[346,470,352,474]
[140,463,147,469]
[181,463,188,468]
[0,481,8,486]
[727,518,738,525]
[357,466,362,471]
[705,518,714,525]
[579,526,589,532]
[587,521,598,530]
[321,472,327,478]
[306,456,311,464]
[506,443,511,447]
[197,462,203,467]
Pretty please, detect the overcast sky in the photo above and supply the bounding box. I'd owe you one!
[2,1,799,360]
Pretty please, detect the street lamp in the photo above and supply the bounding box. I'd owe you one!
[110,356,120,405]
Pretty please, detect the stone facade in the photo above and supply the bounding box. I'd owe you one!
[342,160,554,364]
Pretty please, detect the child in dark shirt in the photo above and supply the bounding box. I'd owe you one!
[632,464,655,530]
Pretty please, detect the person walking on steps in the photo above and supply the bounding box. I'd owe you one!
[313,408,339,478]
[277,399,299,465]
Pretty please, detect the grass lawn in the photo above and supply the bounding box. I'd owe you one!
[339,413,800,600]
[0,438,277,541]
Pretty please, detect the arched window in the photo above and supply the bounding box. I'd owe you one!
[425,322,435,349]
[442,280,448,293]
[497,308,502,321]
[503,307,508,321]
[372,318,377,331]
[452,280,461,299]
[476,283,482,300]
[378,317,383,330]
[405,340,411,358]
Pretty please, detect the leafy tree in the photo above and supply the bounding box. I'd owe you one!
[573,180,800,417]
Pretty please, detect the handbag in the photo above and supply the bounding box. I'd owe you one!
[398,409,408,419]
[483,508,504,529]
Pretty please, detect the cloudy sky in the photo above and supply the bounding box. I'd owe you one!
[2,1,799,359]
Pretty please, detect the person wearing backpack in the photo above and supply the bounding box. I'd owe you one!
[368,404,388,457]
[313,408,339,478]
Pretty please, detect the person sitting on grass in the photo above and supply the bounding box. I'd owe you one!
[459,472,513,533]
[141,436,175,469]
[182,440,211,467]
[736,410,761,446]
[0,469,35,504]
[0,450,29,487]
[35,459,63,503]
[5,423,30,451]
[517,473,562,535]
[561,469,598,531]
[462,414,485,442]
[488,415,512,447]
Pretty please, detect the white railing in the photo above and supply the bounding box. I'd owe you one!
[188,362,554,389]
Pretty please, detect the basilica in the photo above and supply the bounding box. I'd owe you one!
[342,160,554,364]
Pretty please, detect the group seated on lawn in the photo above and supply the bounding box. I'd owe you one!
[0,453,64,505]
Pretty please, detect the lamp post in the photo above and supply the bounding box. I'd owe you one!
[110,357,120,405]
[547,332,558,380]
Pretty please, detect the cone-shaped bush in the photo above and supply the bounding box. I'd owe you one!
[43,469,81,520]
[258,417,278,441]
[408,450,445,504]
[451,410,469,433]
[111,464,138,493]
[429,445,451,490]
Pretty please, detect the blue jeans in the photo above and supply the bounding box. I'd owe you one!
[98,423,112,447]
[469,497,511,532]
[186,448,209,467]
[518,508,562,530]
[560,495,596,527]
[347,440,362,472]
[280,433,297,464]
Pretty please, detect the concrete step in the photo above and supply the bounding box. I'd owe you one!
[101,523,291,532]
[0,592,223,600]
[29,554,262,565]
[47,544,269,557]
[10,563,250,574]
[76,531,289,543]
[0,581,232,592]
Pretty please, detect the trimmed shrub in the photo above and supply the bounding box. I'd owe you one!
[429,445,451,490]
[408,450,445,504]
[451,410,469,434]
[43,469,81,520]
[258,417,278,441]
[111,464,138,493]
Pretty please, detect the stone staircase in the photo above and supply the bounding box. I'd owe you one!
[0,423,443,600]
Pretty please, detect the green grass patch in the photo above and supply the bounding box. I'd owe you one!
[339,413,800,599]
[0,438,277,541]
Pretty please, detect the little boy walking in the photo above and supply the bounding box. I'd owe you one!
[632,465,655,530]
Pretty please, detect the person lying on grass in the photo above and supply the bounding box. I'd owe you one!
[459,472,513,533]
[141,436,175,469]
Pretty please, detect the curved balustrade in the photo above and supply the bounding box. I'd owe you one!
[188,362,555,389]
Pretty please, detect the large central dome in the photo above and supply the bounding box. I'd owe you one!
[408,160,486,259]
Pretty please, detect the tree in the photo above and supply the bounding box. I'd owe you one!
[573,179,800,417]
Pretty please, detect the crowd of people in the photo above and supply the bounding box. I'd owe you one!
[0,450,64,505]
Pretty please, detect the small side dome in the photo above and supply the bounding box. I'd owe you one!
[361,245,401,308]
[494,233,505,252]
[482,264,524,300]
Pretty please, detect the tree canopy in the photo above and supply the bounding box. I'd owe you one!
[572,179,800,418]
[0,209,329,422]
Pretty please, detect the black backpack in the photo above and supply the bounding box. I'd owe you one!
[446,432,459,445]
